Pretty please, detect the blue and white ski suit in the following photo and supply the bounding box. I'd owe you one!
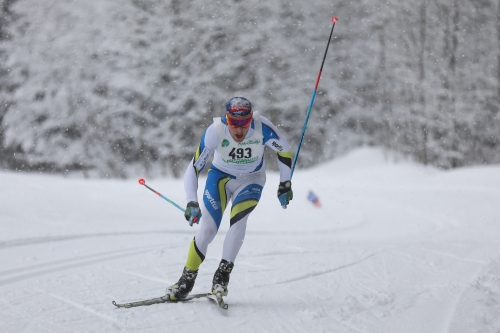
[182,112,292,269]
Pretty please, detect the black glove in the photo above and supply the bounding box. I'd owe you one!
[184,201,202,226]
[277,181,293,209]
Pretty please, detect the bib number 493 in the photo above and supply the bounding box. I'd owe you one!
[229,147,252,159]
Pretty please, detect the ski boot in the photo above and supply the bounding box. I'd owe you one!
[212,259,234,297]
[165,266,198,301]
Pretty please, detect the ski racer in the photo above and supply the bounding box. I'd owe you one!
[165,97,294,300]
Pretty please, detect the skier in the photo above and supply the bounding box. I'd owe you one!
[165,97,294,301]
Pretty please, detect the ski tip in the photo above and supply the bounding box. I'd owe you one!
[112,301,119,307]
[138,178,145,185]
[331,17,339,23]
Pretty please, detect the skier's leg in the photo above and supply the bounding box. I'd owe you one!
[185,204,217,270]
[186,168,232,269]
[213,175,265,296]
[221,215,248,263]
[223,175,265,261]
[166,169,231,299]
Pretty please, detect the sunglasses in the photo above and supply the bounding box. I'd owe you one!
[226,112,253,128]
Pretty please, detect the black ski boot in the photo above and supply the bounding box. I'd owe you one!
[212,259,234,296]
[165,267,198,300]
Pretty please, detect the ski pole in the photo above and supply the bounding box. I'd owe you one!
[138,178,184,213]
[290,17,339,178]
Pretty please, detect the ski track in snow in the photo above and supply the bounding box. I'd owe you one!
[0,244,162,277]
[271,253,377,286]
[0,244,167,287]
[0,230,178,249]
[1,148,500,333]
[39,290,119,324]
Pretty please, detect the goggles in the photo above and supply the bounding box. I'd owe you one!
[226,112,253,128]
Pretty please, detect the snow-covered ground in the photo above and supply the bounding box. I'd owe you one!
[1,147,499,333]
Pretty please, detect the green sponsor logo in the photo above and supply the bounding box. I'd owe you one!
[238,139,260,146]
[222,156,259,164]
[221,139,230,147]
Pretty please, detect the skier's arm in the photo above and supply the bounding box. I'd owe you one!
[184,125,217,203]
[261,117,293,182]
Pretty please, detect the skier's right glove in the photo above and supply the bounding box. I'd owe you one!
[184,201,202,226]
[277,181,293,209]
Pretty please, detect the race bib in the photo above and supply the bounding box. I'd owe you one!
[214,112,264,166]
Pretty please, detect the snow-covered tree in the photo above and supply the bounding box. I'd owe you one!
[0,0,498,178]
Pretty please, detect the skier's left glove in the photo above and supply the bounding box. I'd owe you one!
[277,181,293,209]
[184,201,202,226]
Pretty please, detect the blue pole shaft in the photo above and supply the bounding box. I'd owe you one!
[157,192,185,212]
[290,17,338,179]
[141,182,184,212]
[290,89,318,178]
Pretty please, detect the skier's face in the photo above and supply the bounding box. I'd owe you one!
[228,125,250,142]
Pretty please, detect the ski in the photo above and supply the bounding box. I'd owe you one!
[207,292,229,310]
[112,293,212,309]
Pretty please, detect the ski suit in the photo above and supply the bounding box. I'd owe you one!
[182,111,292,270]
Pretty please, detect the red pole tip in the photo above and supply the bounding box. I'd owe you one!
[331,17,339,23]
[138,178,145,185]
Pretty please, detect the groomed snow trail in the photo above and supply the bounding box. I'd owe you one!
[1,148,499,333]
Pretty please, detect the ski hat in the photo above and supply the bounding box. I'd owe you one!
[225,97,253,127]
